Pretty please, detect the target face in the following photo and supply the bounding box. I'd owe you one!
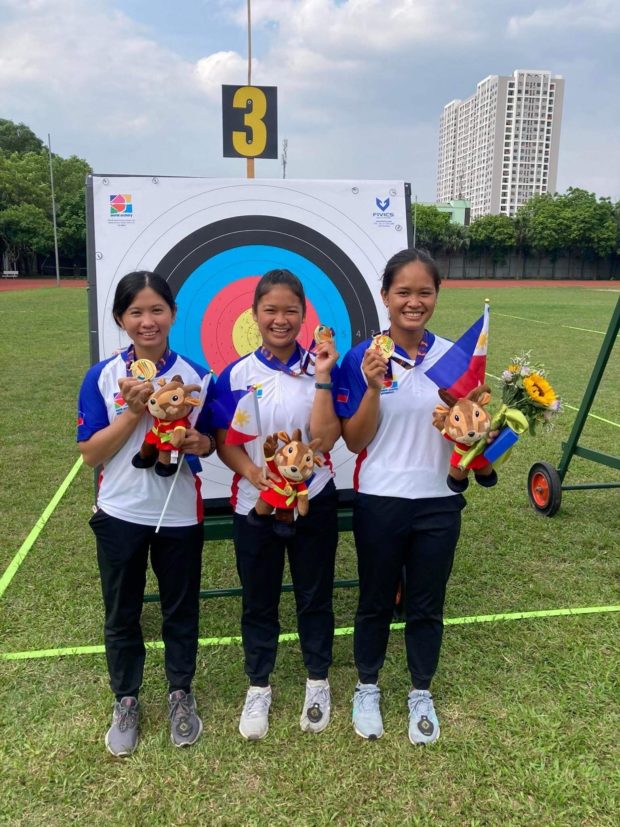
[155,216,380,374]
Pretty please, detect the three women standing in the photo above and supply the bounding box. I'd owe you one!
[80,250,463,752]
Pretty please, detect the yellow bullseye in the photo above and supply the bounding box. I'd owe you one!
[232,308,261,355]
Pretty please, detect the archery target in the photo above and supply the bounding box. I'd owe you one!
[87,177,410,498]
[156,217,375,374]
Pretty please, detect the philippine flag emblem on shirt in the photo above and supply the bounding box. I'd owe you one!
[336,388,349,404]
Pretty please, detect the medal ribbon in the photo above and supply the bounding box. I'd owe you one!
[257,343,312,377]
[383,329,434,379]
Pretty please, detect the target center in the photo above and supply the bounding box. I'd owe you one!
[232,308,262,355]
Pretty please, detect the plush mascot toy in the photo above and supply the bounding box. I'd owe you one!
[249,429,323,537]
[132,374,201,477]
[432,384,498,493]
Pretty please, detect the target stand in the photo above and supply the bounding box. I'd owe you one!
[528,296,620,516]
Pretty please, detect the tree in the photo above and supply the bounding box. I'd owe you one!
[0,119,45,154]
[412,205,453,254]
[468,214,517,263]
[0,203,54,269]
[516,189,616,259]
[0,121,91,271]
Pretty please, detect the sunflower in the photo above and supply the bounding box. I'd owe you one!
[523,373,557,407]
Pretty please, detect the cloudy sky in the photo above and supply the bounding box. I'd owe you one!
[1,0,618,201]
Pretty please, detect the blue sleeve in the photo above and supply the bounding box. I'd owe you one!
[212,364,245,430]
[194,373,216,434]
[76,364,110,442]
[334,346,368,419]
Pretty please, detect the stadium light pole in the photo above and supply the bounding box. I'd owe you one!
[47,133,61,285]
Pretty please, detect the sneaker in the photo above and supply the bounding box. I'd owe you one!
[407,689,440,745]
[239,686,272,741]
[168,689,203,748]
[105,696,139,757]
[352,682,383,740]
[300,679,331,733]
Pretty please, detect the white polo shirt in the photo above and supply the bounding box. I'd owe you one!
[213,345,336,515]
[335,333,456,500]
[77,349,213,527]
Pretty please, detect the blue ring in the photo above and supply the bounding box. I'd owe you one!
[170,245,351,372]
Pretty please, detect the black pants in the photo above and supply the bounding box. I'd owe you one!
[233,481,338,686]
[90,510,203,699]
[353,493,465,690]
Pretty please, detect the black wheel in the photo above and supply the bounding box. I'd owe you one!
[528,462,562,517]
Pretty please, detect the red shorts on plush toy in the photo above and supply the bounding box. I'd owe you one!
[144,417,191,452]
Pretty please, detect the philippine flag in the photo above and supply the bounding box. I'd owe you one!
[225,386,262,445]
[425,302,489,397]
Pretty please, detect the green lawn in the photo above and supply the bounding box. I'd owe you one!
[0,285,618,826]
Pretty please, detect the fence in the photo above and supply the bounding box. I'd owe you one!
[435,253,619,281]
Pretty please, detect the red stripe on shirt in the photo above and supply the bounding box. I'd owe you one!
[194,474,203,523]
[230,472,241,509]
[353,448,367,492]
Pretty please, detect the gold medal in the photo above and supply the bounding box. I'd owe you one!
[314,324,334,345]
[130,358,157,381]
[371,334,395,359]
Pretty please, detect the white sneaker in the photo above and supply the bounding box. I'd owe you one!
[300,679,331,733]
[239,686,272,740]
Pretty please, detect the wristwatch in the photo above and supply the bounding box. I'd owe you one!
[315,382,333,390]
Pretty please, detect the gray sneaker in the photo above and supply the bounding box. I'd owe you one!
[300,679,331,733]
[105,696,139,757]
[239,686,272,740]
[352,682,383,740]
[407,689,440,745]
[168,690,203,748]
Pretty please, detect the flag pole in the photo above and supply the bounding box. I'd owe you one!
[246,0,254,179]
[155,455,185,534]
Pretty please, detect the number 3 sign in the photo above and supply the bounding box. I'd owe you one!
[222,85,278,159]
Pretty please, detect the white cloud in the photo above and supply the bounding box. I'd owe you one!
[0,0,617,201]
[194,51,254,101]
[508,0,620,35]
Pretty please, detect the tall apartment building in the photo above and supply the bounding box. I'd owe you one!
[437,70,564,219]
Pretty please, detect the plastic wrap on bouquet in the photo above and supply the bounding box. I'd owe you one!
[483,425,520,464]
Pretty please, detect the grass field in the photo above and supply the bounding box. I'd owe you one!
[0,284,618,826]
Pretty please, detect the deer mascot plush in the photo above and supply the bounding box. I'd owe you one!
[249,429,323,537]
[132,375,201,477]
[432,384,498,493]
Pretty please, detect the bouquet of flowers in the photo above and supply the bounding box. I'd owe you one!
[499,352,562,436]
[458,352,561,469]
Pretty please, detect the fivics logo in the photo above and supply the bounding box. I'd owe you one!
[373,196,394,218]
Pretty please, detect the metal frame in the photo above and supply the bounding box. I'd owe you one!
[144,490,356,603]
[528,297,620,515]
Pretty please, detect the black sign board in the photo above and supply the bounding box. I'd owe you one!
[222,85,278,159]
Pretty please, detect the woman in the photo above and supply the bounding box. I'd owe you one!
[77,271,215,757]
[336,248,465,744]
[213,269,340,740]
